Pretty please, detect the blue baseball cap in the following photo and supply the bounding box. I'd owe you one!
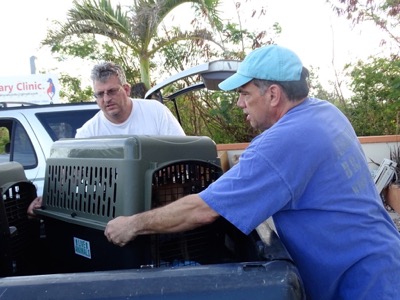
[218,45,303,91]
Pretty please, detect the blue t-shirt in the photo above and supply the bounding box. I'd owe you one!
[200,98,400,299]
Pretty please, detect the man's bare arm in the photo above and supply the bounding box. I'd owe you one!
[104,194,219,246]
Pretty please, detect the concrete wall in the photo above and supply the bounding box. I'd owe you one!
[217,135,400,172]
[359,136,400,171]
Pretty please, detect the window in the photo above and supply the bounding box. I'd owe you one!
[0,108,98,170]
[0,126,10,164]
[13,122,37,168]
[36,109,98,141]
[0,119,37,169]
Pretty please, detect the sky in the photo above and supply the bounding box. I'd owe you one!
[0,0,390,94]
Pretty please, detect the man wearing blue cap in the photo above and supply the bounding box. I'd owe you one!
[105,45,400,299]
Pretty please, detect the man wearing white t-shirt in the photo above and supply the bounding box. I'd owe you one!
[28,62,185,216]
[76,62,185,138]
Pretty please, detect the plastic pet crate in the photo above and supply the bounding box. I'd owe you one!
[35,135,227,272]
[0,162,41,276]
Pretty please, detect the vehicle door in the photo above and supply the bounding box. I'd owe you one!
[0,115,45,194]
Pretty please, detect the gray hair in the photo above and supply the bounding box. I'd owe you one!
[90,62,127,84]
[251,67,310,102]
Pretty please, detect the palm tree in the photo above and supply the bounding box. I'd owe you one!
[42,0,223,89]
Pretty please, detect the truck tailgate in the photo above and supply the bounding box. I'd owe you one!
[0,260,304,299]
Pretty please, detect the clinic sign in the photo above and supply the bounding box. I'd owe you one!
[0,74,60,104]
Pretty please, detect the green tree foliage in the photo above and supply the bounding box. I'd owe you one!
[50,34,142,101]
[154,13,276,143]
[0,127,9,154]
[165,88,260,143]
[340,55,400,136]
[41,0,330,143]
[329,0,400,136]
[42,0,222,89]
[307,66,341,105]
[59,74,94,102]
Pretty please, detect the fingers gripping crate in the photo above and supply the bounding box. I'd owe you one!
[36,135,222,230]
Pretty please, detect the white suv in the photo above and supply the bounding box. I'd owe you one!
[0,102,99,194]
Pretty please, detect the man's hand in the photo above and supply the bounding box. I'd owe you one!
[27,196,43,218]
[103,194,218,247]
[104,216,136,247]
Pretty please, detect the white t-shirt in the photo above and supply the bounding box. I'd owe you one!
[75,99,185,138]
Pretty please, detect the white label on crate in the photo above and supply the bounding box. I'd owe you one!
[73,237,92,259]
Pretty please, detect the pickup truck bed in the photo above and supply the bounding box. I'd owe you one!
[0,222,305,300]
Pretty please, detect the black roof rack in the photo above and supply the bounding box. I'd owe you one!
[0,102,40,108]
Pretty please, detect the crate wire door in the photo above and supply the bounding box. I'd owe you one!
[0,181,40,276]
[150,160,225,267]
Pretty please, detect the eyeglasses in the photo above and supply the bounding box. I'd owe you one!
[93,86,122,99]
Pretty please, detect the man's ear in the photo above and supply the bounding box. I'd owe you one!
[269,84,282,107]
[123,83,132,96]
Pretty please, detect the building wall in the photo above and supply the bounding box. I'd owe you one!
[217,135,400,172]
